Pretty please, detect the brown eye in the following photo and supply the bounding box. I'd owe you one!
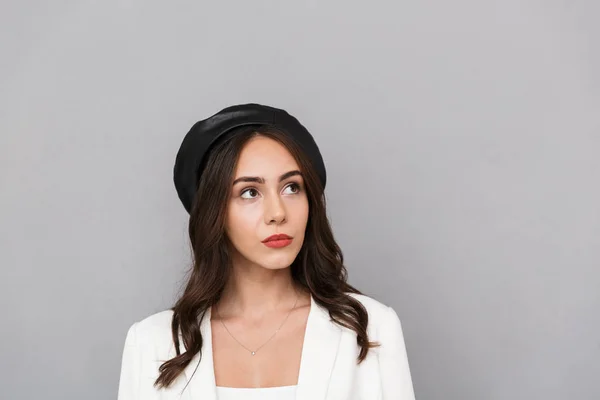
[283,183,301,195]
[241,188,259,199]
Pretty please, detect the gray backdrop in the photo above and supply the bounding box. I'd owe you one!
[1,1,598,399]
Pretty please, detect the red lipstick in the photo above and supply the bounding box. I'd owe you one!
[262,234,293,248]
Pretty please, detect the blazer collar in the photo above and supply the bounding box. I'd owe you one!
[179,293,342,400]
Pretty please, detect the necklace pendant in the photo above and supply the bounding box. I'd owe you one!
[251,351,256,356]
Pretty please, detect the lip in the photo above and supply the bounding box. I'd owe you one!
[262,234,293,249]
[262,233,293,243]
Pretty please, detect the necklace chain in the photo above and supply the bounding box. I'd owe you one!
[215,289,299,356]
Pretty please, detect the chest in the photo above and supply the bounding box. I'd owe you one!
[210,308,309,388]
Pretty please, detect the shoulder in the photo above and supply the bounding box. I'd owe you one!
[346,294,415,397]
[346,292,390,312]
[118,310,180,396]
[345,292,405,342]
[346,292,399,324]
[135,309,174,331]
[123,309,175,352]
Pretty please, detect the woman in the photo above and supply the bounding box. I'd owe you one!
[117,104,416,400]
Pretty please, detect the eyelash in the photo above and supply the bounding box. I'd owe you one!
[239,182,302,199]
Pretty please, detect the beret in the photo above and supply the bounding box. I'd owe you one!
[173,103,327,214]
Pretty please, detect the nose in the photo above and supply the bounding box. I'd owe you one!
[264,193,286,225]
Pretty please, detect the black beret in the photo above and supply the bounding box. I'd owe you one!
[173,103,327,214]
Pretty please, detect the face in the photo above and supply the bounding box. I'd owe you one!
[225,135,309,271]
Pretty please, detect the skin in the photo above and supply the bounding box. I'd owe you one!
[212,135,312,388]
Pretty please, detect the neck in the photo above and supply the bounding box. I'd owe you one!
[217,260,301,320]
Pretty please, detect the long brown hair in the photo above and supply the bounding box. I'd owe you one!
[155,125,379,389]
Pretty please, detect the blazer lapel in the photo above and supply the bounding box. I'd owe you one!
[295,294,342,400]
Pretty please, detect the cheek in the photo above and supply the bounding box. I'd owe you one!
[298,207,309,229]
[226,204,260,243]
[288,198,310,234]
[294,196,309,220]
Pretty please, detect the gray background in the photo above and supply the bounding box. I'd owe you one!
[1,1,598,399]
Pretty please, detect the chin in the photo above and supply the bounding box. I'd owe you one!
[259,263,293,271]
[257,253,298,271]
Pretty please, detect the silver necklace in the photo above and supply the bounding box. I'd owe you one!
[215,290,299,356]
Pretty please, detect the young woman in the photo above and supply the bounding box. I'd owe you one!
[117,104,416,400]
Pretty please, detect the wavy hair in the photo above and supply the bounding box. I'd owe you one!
[155,125,379,389]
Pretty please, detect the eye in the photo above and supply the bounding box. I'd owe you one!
[240,188,260,199]
[283,182,301,195]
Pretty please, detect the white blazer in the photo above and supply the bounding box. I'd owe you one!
[118,292,416,400]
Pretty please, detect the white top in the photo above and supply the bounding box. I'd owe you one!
[216,385,297,400]
[118,293,416,400]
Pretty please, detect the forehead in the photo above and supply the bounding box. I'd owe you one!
[234,136,300,176]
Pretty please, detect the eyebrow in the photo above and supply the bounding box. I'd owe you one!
[232,170,303,186]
